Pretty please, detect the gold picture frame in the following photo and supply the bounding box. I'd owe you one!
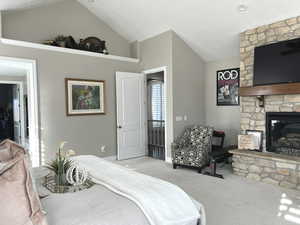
[65,78,106,116]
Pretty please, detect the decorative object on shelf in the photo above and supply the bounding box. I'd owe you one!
[66,163,88,186]
[44,35,78,49]
[43,35,108,54]
[65,78,106,116]
[54,35,68,47]
[245,130,263,151]
[216,68,240,106]
[79,37,108,54]
[238,134,260,150]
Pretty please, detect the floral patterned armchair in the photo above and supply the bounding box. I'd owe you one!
[171,125,213,173]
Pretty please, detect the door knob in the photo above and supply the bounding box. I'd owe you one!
[117,125,122,129]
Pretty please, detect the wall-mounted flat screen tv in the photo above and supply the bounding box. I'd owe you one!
[254,37,300,86]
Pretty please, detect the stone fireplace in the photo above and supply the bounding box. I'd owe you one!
[232,16,300,190]
[266,112,300,157]
[240,16,300,151]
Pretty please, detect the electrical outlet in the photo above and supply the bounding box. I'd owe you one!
[100,145,106,153]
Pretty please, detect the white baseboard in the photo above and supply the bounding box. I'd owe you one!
[165,157,172,163]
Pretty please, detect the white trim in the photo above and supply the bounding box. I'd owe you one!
[143,66,173,163]
[0,81,25,146]
[0,56,40,167]
[0,12,2,38]
[165,157,172,164]
[0,38,140,63]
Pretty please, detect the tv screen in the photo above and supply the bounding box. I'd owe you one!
[254,37,300,86]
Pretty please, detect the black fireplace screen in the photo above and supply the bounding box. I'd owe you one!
[266,112,300,156]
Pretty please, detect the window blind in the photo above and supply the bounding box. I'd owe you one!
[150,81,165,121]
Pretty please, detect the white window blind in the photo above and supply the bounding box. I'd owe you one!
[151,81,165,121]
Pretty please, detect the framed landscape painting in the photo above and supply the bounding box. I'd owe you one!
[65,78,105,116]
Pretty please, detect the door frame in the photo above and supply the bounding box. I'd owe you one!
[143,66,173,163]
[0,56,40,167]
[116,72,147,160]
[0,81,25,146]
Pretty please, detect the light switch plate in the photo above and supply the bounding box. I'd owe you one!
[184,115,188,121]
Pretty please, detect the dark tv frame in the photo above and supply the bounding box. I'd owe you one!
[253,37,300,86]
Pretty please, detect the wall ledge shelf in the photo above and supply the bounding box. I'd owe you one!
[239,82,300,97]
[0,38,140,63]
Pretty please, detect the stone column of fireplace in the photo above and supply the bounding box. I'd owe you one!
[240,16,300,150]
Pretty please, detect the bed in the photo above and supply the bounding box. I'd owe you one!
[41,155,206,225]
[42,185,151,225]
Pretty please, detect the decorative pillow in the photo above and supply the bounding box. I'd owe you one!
[0,139,48,225]
[190,126,213,146]
[0,161,8,173]
[0,145,11,162]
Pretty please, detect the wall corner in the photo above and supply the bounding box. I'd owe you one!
[130,40,140,59]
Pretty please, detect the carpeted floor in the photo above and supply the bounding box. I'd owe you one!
[115,157,300,225]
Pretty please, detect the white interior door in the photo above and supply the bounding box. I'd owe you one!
[116,72,146,160]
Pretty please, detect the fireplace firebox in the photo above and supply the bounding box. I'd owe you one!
[266,112,300,157]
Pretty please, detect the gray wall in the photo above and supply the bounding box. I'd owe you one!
[204,57,240,145]
[139,30,206,158]
[139,31,173,71]
[2,0,131,57]
[1,1,228,161]
[172,32,206,137]
[0,43,139,163]
[0,75,26,81]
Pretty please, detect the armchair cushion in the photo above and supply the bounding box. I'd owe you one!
[190,126,213,147]
[172,125,213,169]
[173,128,192,149]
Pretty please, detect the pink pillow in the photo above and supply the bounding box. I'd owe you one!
[0,139,48,225]
[0,145,11,162]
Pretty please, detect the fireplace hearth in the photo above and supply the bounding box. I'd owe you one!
[266,112,300,157]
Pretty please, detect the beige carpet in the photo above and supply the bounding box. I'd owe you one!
[115,157,300,225]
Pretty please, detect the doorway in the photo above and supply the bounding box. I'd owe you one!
[143,67,171,162]
[146,71,165,160]
[116,67,172,162]
[0,56,39,167]
[0,82,26,145]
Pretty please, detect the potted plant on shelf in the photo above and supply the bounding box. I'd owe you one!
[45,142,75,186]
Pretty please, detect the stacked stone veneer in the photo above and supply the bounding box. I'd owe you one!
[240,16,300,149]
[231,150,300,190]
[236,16,300,190]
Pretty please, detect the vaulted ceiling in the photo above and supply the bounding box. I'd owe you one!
[2,0,300,61]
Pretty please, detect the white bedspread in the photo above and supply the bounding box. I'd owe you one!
[73,155,205,225]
